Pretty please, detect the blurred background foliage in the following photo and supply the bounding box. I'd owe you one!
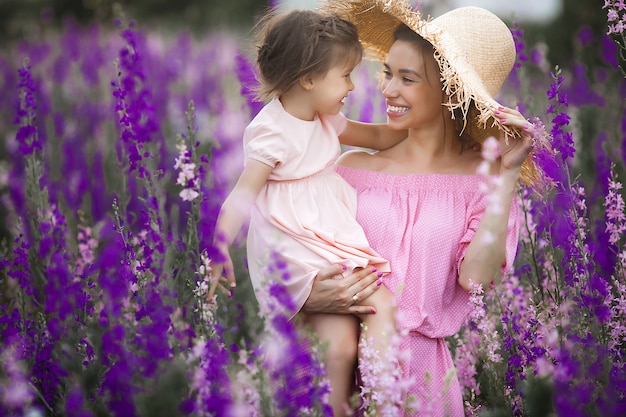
[0,0,270,38]
[0,0,612,69]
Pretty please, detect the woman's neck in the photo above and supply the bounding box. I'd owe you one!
[407,122,464,154]
[379,126,480,175]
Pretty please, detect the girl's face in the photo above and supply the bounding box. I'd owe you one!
[309,53,358,117]
[381,39,444,131]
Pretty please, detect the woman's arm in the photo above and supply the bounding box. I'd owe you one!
[457,170,520,291]
[208,159,273,298]
[458,106,534,291]
[302,265,383,315]
[339,119,407,151]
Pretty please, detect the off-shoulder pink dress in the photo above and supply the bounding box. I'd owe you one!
[337,166,521,417]
[244,98,390,316]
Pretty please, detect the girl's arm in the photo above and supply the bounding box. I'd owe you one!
[208,159,273,299]
[458,106,534,291]
[339,119,407,150]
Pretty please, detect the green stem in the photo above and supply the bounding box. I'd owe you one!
[28,381,55,414]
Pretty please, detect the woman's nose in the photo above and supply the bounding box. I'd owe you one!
[382,78,397,97]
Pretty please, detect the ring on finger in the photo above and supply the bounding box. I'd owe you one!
[352,293,359,302]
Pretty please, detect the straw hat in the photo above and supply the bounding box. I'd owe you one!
[322,0,544,184]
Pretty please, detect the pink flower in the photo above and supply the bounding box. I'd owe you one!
[358,323,414,416]
[476,137,505,218]
[604,167,626,245]
[481,136,500,162]
[0,345,34,408]
[174,142,201,202]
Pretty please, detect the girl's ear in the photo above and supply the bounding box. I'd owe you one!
[299,74,315,91]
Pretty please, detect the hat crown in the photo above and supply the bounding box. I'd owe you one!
[427,6,516,97]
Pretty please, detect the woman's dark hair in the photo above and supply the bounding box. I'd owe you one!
[253,9,363,100]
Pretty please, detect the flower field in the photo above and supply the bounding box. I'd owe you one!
[0,2,625,416]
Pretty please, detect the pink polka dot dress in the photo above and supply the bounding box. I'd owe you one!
[337,166,522,417]
[244,98,390,316]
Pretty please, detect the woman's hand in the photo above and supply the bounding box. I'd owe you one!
[496,106,534,175]
[302,265,383,315]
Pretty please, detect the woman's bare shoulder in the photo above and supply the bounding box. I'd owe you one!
[337,149,379,169]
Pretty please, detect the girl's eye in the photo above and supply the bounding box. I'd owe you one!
[403,77,414,83]
[382,69,392,78]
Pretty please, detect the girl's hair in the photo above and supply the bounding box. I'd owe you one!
[252,9,363,101]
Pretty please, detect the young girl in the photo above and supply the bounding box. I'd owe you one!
[208,8,405,416]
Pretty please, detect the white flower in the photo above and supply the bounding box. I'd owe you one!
[179,188,199,202]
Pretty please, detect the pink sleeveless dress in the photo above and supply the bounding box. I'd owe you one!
[244,98,390,316]
[337,165,522,417]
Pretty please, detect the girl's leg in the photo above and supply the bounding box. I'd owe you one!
[357,283,397,349]
[306,313,360,417]
[356,284,400,411]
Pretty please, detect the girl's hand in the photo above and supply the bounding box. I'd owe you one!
[496,106,534,175]
[207,245,236,301]
[302,264,383,315]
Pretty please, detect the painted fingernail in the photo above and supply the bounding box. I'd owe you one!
[522,125,529,130]
[494,110,500,115]
[377,272,383,278]
[500,118,507,123]
[371,308,377,314]
[341,264,347,271]
[377,280,382,286]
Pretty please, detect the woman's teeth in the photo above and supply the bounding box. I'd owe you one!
[388,105,409,113]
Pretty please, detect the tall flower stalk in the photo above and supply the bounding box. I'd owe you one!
[603,0,626,76]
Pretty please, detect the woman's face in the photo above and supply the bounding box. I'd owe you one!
[381,39,444,131]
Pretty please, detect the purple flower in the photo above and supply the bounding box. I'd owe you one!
[133,285,174,377]
[111,28,162,178]
[254,280,331,415]
[235,52,263,119]
[567,62,606,107]
[578,26,594,47]
[602,34,620,69]
[190,337,234,415]
[14,61,42,156]
[101,361,138,417]
[64,385,95,417]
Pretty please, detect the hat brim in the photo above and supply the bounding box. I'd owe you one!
[322,0,518,143]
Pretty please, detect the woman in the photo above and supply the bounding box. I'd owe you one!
[304,0,549,415]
